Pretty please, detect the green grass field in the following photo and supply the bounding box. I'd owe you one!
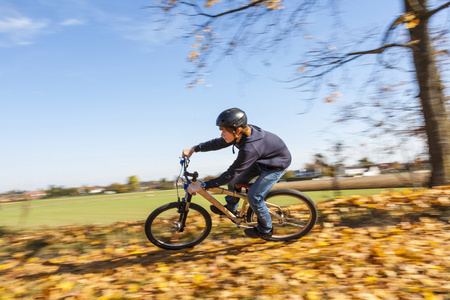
[0,187,411,228]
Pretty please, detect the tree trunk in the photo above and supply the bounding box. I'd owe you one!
[405,0,450,186]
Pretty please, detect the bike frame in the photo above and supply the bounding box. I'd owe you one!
[197,188,286,226]
[197,188,248,222]
[178,158,285,230]
[179,186,254,229]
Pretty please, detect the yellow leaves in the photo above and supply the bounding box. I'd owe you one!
[406,18,420,29]
[324,92,343,103]
[371,247,388,258]
[298,62,309,73]
[156,262,169,273]
[90,240,103,245]
[246,0,284,10]
[364,276,378,284]
[192,273,208,285]
[12,252,28,260]
[394,12,416,25]
[56,281,75,291]
[393,12,420,29]
[128,238,140,244]
[204,0,284,12]
[161,0,178,11]
[127,284,140,292]
[305,290,322,300]
[317,241,330,246]
[423,290,439,300]
[436,196,450,205]
[205,0,221,8]
[320,187,450,226]
[1,189,450,299]
[264,0,284,10]
[330,264,346,279]
[188,51,200,59]
[187,28,210,71]
[47,257,65,264]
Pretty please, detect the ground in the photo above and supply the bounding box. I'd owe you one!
[0,186,449,299]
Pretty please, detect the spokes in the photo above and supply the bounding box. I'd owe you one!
[145,202,212,250]
[283,221,305,228]
[247,189,317,241]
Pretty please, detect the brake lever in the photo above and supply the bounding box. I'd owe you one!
[180,157,189,166]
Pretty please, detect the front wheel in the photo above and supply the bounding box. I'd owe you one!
[247,189,318,241]
[145,202,212,250]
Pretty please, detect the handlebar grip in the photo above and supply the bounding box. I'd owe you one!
[185,171,198,178]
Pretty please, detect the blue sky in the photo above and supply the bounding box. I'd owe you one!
[0,0,431,192]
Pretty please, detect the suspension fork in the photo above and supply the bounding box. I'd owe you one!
[176,192,192,232]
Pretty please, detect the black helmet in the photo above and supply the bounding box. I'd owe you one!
[216,108,247,129]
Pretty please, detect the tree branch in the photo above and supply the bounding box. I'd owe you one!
[348,42,420,56]
[294,40,419,88]
[181,0,268,18]
[381,0,450,46]
[428,1,450,17]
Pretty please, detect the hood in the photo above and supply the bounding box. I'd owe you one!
[236,124,264,147]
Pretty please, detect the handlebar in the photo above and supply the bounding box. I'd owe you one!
[180,158,199,182]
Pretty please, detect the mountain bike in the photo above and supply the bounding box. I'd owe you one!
[144,158,318,250]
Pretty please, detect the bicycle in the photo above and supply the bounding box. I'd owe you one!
[144,158,318,250]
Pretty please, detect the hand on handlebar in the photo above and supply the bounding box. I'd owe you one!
[187,183,202,195]
[182,147,195,159]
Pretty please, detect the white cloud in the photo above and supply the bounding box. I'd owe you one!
[0,16,50,47]
[117,17,186,50]
[0,2,181,49]
[59,18,85,26]
[119,22,165,46]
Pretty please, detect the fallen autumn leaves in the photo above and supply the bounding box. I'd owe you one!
[0,187,449,299]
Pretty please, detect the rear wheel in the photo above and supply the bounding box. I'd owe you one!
[247,189,317,241]
[145,202,212,250]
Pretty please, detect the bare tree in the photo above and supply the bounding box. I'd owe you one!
[148,0,450,186]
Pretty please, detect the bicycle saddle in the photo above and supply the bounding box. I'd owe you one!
[235,183,252,189]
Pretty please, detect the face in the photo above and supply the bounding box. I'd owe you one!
[220,127,236,143]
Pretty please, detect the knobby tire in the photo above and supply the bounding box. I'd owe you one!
[145,202,212,250]
[246,188,318,241]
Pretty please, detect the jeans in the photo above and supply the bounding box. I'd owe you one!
[225,163,286,234]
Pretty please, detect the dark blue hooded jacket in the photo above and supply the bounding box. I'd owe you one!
[193,125,291,189]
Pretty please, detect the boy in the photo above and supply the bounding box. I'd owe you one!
[182,108,291,240]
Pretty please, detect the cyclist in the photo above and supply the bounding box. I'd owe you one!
[182,108,291,240]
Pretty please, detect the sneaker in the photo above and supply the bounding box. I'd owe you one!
[244,227,273,240]
[210,204,237,216]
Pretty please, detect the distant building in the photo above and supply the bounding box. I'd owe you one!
[344,166,368,176]
[344,166,381,177]
[294,169,322,178]
[88,187,105,194]
[23,191,47,200]
[362,166,381,176]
